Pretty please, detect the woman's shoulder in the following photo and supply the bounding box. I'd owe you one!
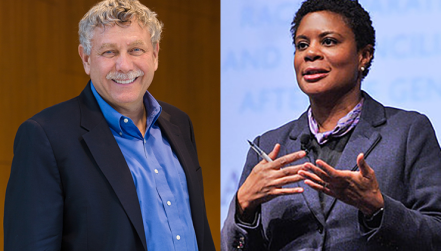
[258,111,308,143]
[363,91,431,127]
[383,106,433,131]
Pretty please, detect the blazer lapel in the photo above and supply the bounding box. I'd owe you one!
[287,93,388,223]
[284,114,326,226]
[156,110,205,245]
[156,110,198,182]
[323,92,385,218]
[78,84,147,251]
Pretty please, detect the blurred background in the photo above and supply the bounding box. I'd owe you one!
[221,0,441,227]
[0,0,220,250]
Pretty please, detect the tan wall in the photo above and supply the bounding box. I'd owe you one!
[0,0,220,250]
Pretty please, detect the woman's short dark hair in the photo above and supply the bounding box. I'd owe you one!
[291,0,376,78]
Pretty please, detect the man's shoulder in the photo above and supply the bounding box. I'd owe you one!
[158,100,191,122]
[158,100,186,114]
[28,96,82,128]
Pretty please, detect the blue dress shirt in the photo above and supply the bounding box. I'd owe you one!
[91,83,198,251]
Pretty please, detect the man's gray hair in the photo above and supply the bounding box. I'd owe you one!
[79,0,163,55]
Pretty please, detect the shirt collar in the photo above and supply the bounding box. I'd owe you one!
[90,82,162,138]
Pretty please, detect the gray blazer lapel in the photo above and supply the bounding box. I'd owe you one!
[79,84,147,251]
[334,122,382,172]
[285,114,326,226]
[323,92,385,218]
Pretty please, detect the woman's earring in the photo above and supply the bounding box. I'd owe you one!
[361,66,365,72]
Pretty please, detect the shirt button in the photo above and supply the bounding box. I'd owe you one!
[154,169,158,174]
[119,132,122,136]
[176,235,181,240]
[144,139,146,143]
[167,201,171,206]
[123,118,129,123]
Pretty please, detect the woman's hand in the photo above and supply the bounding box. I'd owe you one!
[237,144,307,221]
[299,153,384,216]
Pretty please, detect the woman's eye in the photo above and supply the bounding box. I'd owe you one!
[322,38,337,46]
[296,42,308,50]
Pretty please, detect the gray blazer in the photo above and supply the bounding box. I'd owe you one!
[221,92,441,250]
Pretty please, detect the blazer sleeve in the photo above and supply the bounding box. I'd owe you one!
[221,137,268,251]
[361,114,441,250]
[4,119,63,250]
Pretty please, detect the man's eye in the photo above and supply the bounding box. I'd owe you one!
[101,51,115,57]
[131,48,144,55]
[296,42,308,50]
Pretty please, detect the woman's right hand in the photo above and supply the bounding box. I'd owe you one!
[237,144,307,221]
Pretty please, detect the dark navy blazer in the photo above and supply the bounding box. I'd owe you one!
[222,92,441,251]
[4,82,215,251]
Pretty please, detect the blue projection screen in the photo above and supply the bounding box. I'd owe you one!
[221,0,441,227]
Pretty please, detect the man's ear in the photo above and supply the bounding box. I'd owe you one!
[78,45,91,75]
[153,42,159,71]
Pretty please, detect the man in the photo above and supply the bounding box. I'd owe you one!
[4,0,215,250]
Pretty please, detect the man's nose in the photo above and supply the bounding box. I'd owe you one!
[115,52,134,73]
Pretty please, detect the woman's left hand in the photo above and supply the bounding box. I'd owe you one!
[298,153,384,216]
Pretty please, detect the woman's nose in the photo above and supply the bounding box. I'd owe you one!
[304,43,323,62]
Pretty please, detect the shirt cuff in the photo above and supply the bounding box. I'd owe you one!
[234,196,261,227]
[360,207,384,230]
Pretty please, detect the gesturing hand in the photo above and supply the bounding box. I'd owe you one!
[299,153,384,216]
[237,144,307,221]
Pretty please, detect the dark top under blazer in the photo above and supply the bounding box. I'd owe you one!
[4,82,215,251]
[221,92,441,251]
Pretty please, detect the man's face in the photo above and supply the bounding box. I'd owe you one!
[79,19,159,112]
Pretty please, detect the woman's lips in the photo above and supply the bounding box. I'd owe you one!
[303,72,328,82]
[302,68,329,82]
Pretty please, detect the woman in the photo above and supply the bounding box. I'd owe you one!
[221,0,441,250]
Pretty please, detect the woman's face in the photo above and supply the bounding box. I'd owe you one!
[294,11,370,100]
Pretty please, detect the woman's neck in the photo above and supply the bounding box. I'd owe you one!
[310,90,362,133]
